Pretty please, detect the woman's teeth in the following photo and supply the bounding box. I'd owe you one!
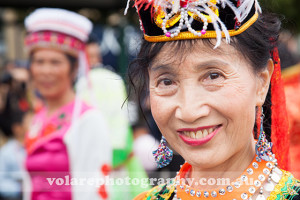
[183,128,214,139]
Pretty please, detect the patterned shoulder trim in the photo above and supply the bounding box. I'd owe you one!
[142,182,176,200]
[267,170,300,200]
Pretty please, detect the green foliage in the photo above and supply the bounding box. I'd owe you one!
[260,0,300,33]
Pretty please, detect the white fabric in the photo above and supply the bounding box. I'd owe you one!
[133,134,158,172]
[22,171,31,200]
[77,68,130,149]
[25,8,92,42]
[64,109,112,200]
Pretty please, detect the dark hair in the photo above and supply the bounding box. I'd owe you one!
[65,54,78,74]
[128,13,281,139]
[87,33,99,45]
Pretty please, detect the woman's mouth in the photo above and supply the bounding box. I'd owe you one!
[177,125,222,146]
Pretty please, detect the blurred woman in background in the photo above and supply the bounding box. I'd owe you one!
[23,8,111,200]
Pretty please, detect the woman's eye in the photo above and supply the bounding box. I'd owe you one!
[203,72,225,86]
[157,78,174,87]
[209,73,220,80]
[162,79,173,86]
[155,78,177,95]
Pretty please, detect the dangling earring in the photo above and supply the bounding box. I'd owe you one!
[153,136,173,168]
[255,107,273,161]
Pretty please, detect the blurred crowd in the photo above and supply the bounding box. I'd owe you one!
[0,7,299,200]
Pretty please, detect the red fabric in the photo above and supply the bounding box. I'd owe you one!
[282,64,300,179]
[270,47,290,170]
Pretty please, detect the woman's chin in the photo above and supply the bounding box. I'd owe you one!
[180,146,228,169]
[39,91,62,100]
[186,156,219,168]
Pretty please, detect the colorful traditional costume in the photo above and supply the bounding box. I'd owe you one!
[23,8,112,200]
[124,0,300,199]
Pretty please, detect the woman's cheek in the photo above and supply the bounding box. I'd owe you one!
[150,94,168,125]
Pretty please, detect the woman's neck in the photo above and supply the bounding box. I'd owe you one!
[189,137,256,190]
[45,89,75,116]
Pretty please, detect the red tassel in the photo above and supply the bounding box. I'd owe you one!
[270,47,290,170]
[134,0,156,18]
[255,107,262,139]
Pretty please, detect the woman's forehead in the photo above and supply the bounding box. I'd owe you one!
[151,41,241,68]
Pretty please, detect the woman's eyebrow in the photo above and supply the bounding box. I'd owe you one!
[196,60,230,70]
[150,64,175,72]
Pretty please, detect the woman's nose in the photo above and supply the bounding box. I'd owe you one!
[174,86,210,123]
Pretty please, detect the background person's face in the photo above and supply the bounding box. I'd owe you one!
[148,41,271,169]
[30,49,74,100]
[86,43,102,68]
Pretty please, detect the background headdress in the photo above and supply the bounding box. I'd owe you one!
[126,0,290,169]
[24,8,93,123]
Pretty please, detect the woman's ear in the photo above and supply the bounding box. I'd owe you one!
[256,59,274,107]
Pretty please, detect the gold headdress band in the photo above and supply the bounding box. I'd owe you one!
[145,12,258,42]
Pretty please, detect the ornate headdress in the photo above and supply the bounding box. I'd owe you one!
[25,8,92,57]
[126,0,290,169]
[125,0,261,47]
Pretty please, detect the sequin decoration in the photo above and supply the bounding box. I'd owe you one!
[234,181,241,188]
[254,180,261,187]
[185,187,189,193]
[219,189,226,195]
[249,186,256,194]
[241,175,248,182]
[227,185,233,192]
[247,168,254,175]
[190,189,196,196]
[263,168,270,175]
[153,136,173,168]
[211,191,217,197]
[204,191,209,197]
[241,193,248,199]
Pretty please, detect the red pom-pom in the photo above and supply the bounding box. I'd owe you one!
[101,164,111,176]
[98,184,108,199]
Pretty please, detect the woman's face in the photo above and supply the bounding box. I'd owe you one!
[30,49,74,100]
[149,41,272,168]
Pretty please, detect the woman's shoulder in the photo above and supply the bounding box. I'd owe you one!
[271,169,300,200]
[133,182,176,200]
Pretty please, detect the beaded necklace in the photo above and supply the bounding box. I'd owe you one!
[173,155,281,200]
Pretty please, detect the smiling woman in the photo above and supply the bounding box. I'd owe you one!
[126,0,300,200]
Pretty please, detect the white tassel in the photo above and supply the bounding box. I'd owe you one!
[239,0,255,22]
[255,0,262,13]
[203,4,230,48]
[203,6,222,47]
[124,0,131,15]
[220,0,242,22]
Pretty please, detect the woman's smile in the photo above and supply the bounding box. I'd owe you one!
[177,125,222,146]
